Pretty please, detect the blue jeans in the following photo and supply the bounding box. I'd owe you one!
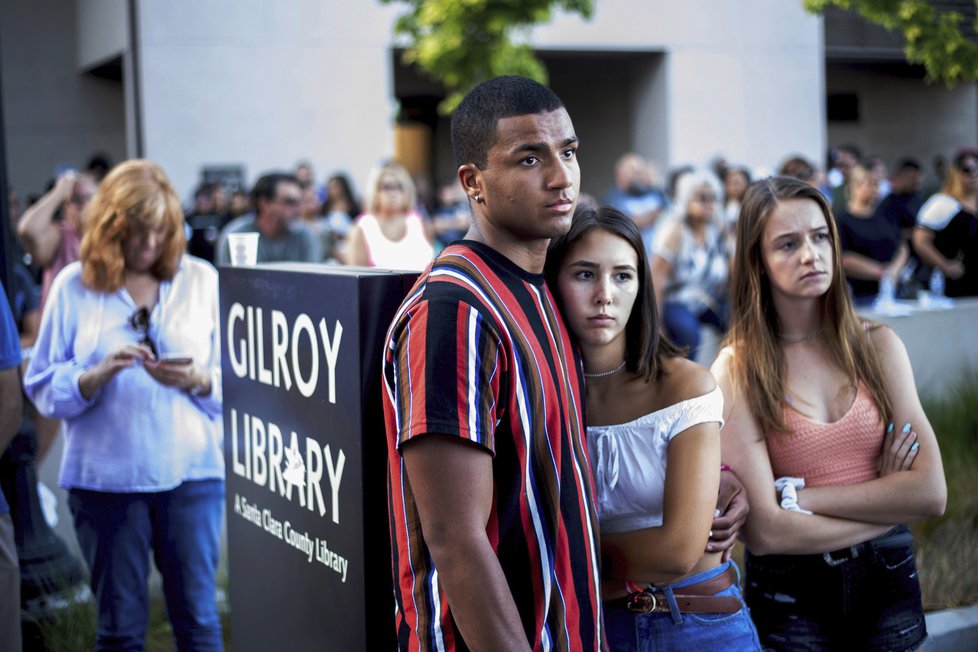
[663,300,728,360]
[745,525,927,651]
[69,479,225,652]
[604,561,762,651]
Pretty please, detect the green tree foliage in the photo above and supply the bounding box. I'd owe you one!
[381,0,594,113]
[805,0,978,85]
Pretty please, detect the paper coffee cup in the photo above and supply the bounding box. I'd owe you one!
[228,232,259,266]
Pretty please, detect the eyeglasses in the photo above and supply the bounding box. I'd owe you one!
[959,163,978,175]
[128,306,158,357]
[694,193,718,203]
[380,182,403,192]
[275,196,300,207]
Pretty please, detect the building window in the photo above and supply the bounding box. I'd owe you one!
[827,93,860,122]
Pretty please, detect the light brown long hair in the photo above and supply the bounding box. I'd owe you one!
[724,176,892,434]
[941,148,978,202]
[80,160,185,292]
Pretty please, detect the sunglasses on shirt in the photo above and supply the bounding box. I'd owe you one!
[129,306,158,357]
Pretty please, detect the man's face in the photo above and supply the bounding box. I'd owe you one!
[260,180,301,236]
[836,150,858,179]
[476,108,579,243]
[65,176,96,229]
[894,169,922,194]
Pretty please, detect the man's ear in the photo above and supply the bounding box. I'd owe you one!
[458,164,483,204]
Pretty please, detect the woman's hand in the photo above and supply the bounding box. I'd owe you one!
[708,468,750,560]
[79,344,153,400]
[944,258,965,280]
[144,358,209,394]
[879,421,919,476]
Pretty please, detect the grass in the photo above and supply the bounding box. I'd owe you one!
[912,368,978,611]
[31,580,232,651]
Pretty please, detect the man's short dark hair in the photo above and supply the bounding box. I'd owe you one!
[895,158,921,174]
[451,76,565,169]
[252,172,299,209]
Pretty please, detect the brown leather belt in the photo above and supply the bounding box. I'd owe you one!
[606,566,742,615]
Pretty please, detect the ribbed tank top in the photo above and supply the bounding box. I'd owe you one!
[766,383,883,487]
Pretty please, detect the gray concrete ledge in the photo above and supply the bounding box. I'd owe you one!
[926,603,978,651]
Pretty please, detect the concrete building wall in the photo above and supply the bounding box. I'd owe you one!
[0,0,127,198]
[827,67,978,171]
[136,0,401,201]
[130,0,825,201]
[77,0,127,70]
[16,0,973,213]
[534,0,826,179]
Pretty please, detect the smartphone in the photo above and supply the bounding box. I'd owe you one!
[159,353,193,365]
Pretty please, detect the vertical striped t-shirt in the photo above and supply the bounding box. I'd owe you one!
[382,241,603,651]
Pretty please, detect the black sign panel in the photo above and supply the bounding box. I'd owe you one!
[220,264,416,651]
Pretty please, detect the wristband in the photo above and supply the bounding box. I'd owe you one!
[720,464,733,473]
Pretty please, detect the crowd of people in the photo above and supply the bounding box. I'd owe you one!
[0,73,969,650]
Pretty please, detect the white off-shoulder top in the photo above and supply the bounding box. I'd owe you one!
[586,386,724,534]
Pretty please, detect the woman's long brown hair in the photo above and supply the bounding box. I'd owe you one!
[724,176,892,434]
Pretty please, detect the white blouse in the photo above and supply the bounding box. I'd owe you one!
[24,256,223,492]
[586,386,724,534]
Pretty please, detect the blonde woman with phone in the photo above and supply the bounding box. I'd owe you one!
[25,160,225,651]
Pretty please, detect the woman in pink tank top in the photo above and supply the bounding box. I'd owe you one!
[711,176,946,651]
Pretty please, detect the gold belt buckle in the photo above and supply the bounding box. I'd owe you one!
[626,591,658,614]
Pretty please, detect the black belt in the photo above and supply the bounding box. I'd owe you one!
[821,526,914,567]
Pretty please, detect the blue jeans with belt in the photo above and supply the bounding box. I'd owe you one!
[604,560,762,651]
[69,478,225,652]
[745,525,927,651]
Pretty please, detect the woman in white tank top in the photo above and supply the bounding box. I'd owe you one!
[345,162,434,271]
[546,204,760,651]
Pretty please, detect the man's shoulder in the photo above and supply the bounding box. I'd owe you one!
[220,214,257,235]
[389,245,510,331]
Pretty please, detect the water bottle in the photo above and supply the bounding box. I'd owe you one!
[928,268,954,308]
[929,268,945,297]
[876,274,895,307]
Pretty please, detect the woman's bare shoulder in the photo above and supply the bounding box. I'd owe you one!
[660,356,717,404]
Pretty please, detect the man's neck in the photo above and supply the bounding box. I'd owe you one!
[464,224,549,274]
[255,212,283,240]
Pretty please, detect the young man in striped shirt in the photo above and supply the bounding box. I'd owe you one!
[382,76,603,651]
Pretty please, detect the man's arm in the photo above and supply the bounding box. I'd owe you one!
[402,435,531,652]
[17,173,74,268]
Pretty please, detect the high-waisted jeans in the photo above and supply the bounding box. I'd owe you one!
[604,560,762,651]
[745,525,927,651]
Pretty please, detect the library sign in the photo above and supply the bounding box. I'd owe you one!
[220,264,416,652]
